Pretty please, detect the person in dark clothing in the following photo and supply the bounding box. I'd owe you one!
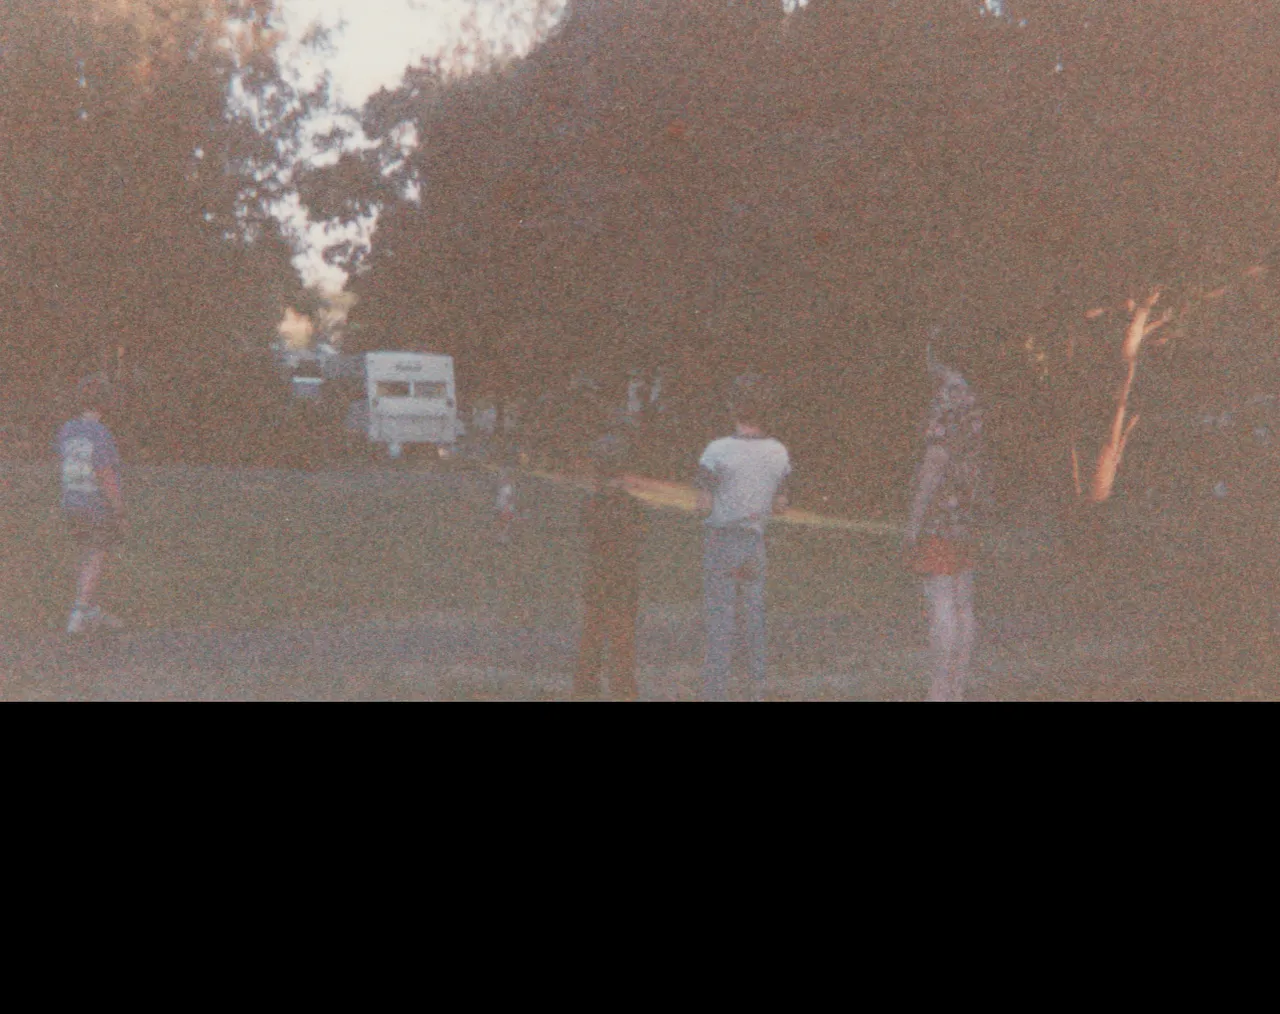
[575,437,647,700]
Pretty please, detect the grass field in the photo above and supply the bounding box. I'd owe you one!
[3,460,1277,699]
[0,461,912,635]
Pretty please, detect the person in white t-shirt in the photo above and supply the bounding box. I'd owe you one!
[695,393,791,701]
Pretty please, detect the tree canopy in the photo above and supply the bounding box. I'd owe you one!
[344,1,1280,502]
[3,1,1278,499]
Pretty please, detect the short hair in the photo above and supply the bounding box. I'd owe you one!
[927,310,993,389]
[731,392,769,429]
[76,373,113,412]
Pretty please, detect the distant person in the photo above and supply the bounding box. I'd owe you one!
[56,374,127,634]
[696,393,791,701]
[574,436,647,700]
[494,464,517,546]
[903,333,987,701]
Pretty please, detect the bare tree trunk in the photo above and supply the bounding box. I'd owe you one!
[1065,333,1083,498]
[1087,290,1172,504]
[1089,356,1141,503]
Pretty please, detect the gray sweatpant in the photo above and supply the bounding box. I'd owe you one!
[701,526,768,701]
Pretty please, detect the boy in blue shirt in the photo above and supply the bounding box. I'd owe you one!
[56,374,127,634]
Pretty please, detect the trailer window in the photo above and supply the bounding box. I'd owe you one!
[375,381,412,398]
[413,381,447,399]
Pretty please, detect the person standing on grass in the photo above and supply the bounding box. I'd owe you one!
[696,392,791,702]
[574,435,647,700]
[903,330,987,702]
[56,374,127,634]
[494,463,517,546]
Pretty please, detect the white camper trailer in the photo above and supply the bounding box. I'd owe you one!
[364,352,458,458]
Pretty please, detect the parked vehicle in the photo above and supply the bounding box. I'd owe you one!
[363,352,458,458]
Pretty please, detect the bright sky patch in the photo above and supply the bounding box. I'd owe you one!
[224,1,569,295]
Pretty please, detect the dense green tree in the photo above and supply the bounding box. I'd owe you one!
[1,1,298,460]
[5,1,1280,498]
[344,0,1280,506]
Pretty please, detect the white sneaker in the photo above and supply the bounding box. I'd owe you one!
[67,606,124,634]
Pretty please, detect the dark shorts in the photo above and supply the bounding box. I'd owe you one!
[64,513,124,551]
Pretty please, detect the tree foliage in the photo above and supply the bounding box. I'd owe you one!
[4,1,1280,495]
[349,0,1280,504]
[0,0,295,460]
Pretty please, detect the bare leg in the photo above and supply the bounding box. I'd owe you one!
[76,548,107,609]
[952,569,976,701]
[923,574,958,701]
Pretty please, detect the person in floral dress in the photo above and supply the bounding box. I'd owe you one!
[904,337,987,701]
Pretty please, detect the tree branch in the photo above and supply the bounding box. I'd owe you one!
[1143,309,1175,337]
[1118,411,1141,456]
